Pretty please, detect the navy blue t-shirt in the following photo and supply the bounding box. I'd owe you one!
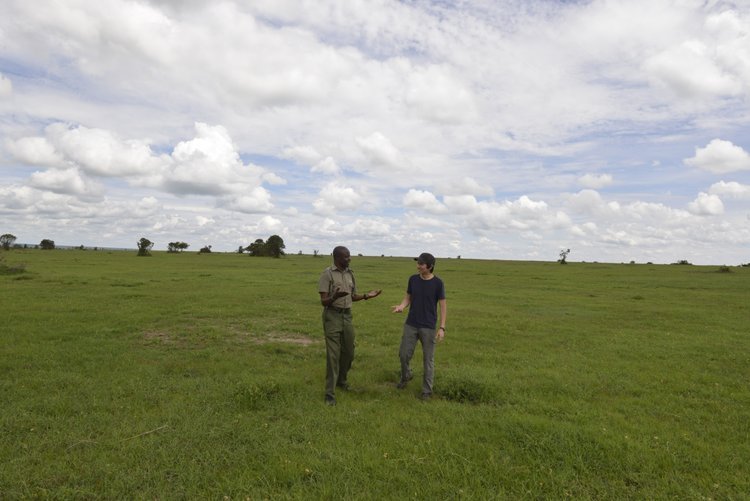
[405,274,445,329]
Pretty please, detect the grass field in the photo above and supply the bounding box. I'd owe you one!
[1,249,749,499]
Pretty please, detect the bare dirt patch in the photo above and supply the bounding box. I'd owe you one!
[246,331,317,346]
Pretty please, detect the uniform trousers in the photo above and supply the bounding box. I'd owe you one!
[322,307,355,399]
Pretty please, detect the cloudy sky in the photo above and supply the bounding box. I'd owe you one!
[1,0,749,264]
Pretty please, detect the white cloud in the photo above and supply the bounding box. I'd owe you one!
[355,132,402,169]
[437,176,494,197]
[6,136,65,167]
[281,145,322,165]
[405,64,477,123]
[311,157,340,175]
[403,189,446,214]
[578,173,613,189]
[0,72,12,97]
[567,189,607,215]
[48,123,164,177]
[644,40,742,98]
[684,139,750,174]
[222,187,274,213]
[28,167,103,200]
[688,192,724,216]
[708,181,750,199]
[313,182,363,215]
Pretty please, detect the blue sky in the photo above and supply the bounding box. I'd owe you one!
[1,0,749,264]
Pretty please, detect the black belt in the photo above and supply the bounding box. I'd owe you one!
[327,306,351,313]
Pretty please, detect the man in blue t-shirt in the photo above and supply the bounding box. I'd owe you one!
[391,252,447,400]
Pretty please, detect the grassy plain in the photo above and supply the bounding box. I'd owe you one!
[1,249,749,499]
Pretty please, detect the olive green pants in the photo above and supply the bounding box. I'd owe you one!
[322,307,355,399]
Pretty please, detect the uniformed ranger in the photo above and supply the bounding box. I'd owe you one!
[318,246,382,406]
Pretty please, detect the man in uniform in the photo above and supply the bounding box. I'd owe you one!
[318,246,382,406]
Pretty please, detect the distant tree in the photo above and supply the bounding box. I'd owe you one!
[238,245,245,254]
[247,238,266,256]
[313,249,320,257]
[40,239,55,250]
[1,233,17,250]
[137,237,154,256]
[558,248,571,264]
[199,245,212,253]
[265,234,286,258]
[168,241,189,253]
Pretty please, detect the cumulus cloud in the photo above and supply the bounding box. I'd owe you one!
[222,187,274,213]
[688,192,724,215]
[708,181,750,199]
[6,136,65,166]
[356,132,402,169]
[403,189,446,214]
[313,182,363,215]
[684,139,750,174]
[28,167,104,200]
[579,173,613,189]
[7,123,165,176]
[311,157,340,175]
[6,121,284,206]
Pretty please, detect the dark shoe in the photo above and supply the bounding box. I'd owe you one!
[396,374,413,389]
[336,381,350,391]
[325,396,336,406]
[419,392,432,401]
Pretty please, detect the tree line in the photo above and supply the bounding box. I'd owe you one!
[135,235,286,257]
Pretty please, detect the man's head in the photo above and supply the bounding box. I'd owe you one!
[414,252,436,272]
[332,246,351,269]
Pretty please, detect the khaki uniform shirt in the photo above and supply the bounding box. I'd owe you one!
[318,266,356,309]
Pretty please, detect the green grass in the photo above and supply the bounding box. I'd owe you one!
[1,249,749,498]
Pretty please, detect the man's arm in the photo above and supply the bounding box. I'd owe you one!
[391,293,411,313]
[354,289,382,302]
[436,298,447,340]
[319,289,349,307]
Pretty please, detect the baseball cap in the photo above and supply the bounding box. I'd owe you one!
[414,252,436,268]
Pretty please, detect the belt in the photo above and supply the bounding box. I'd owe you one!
[327,306,351,313]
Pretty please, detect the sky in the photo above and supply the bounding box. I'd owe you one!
[1,0,749,264]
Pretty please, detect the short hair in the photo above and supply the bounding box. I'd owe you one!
[332,246,348,259]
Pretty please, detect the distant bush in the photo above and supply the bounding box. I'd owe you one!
[199,245,212,254]
[717,265,732,273]
[672,259,692,265]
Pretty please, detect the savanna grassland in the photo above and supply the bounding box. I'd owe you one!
[1,249,749,499]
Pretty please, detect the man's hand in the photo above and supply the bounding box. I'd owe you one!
[391,304,405,313]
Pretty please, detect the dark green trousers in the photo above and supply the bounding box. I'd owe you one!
[322,307,355,399]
